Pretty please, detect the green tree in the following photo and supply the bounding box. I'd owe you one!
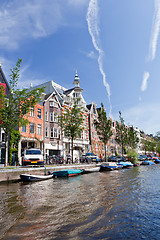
[9,130,20,165]
[127,126,139,150]
[141,139,150,154]
[115,111,128,156]
[155,132,160,155]
[58,100,84,163]
[94,103,113,161]
[0,59,44,166]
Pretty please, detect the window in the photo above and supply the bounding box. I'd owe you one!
[53,112,58,122]
[50,101,54,107]
[30,123,35,133]
[45,112,48,121]
[84,130,87,140]
[50,112,53,122]
[54,128,58,138]
[37,108,42,119]
[30,107,35,117]
[58,129,61,139]
[2,133,5,142]
[45,127,48,137]
[50,127,53,138]
[37,124,42,135]
[22,125,27,133]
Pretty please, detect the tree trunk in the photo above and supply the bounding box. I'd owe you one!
[105,144,107,162]
[5,133,8,166]
[71,138,73,164]
[122,143,124,156]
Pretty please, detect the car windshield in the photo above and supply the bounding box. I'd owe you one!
[25,150,41,155]
[86,153,94,156]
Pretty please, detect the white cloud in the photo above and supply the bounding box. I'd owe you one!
[0,0,69,50]
[141,71,150,91]
[148,0,160,61]
[86,0,112,116]
[122,103,160,135]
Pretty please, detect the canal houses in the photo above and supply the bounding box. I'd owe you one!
[87,102,105,159]
[43,92,62,160]
[19,102,44,165]
[28,72,89,162]
[62,72,89,162]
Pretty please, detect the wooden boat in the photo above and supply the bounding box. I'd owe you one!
[141,160,154,165]
[117,161,134,168]
[53,169,83,178]
[100,162,123,171]
[82,166,100,174]
[20,173,53,182]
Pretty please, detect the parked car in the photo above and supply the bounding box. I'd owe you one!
[84,153,99,163]
[22,148,44,166]
[108,156,118,162]
[138,155,148,161]
[116,156,127,162]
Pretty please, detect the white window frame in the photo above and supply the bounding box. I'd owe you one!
[37,124,42,135]
[50,127,53,138]
[37,108,42,119]
[45,112,48,121]
[30,123,35,133]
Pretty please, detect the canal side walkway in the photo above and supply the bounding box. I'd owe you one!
[0,163,100,183]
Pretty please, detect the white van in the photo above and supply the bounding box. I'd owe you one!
[22,149,44,166]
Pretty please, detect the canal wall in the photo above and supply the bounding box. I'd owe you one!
[0,164,98,183]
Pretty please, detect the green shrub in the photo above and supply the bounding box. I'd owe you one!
[127,149,138,164]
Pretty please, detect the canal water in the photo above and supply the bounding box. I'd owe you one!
[1,165,160,240]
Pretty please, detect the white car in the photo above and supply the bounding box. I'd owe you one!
[22,148,44,166]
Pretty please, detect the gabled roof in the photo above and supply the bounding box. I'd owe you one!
[86,104,92,110]
[64,88,74,95]
[44,93,52,100]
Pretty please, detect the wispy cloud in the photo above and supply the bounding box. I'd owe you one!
[148,0,160,61]
[141,71,150,91]
[0,0,71,50]
[86,0,112,116]
[80,49,97,59]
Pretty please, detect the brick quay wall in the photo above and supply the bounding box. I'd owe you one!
[0,164,99,183]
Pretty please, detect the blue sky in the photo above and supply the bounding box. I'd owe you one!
[0,0,160,135]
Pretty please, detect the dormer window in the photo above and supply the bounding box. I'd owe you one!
[73,93,80,98]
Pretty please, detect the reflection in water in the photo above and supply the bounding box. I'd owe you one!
[1,165,160,239]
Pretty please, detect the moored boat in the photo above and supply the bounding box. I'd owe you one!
[100,162,123,171]
[53,169,83,178]
[20,173,53,182]
[154,158,160,164]
[141,160,154,165]
[82,166,100,174]
[117,161,134,168]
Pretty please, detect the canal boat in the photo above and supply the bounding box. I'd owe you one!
[100,162,123,171]
[82,166,100,174]
[53,169,83,178]
[117,161,134,168]
[20,173,53,182]
[141,160,154,165]
[154,158,160,164]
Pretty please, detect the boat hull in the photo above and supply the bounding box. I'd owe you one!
[53,169,83,178]
[82,167,100,174]
[100,164,122,171]
[20,174,53,182]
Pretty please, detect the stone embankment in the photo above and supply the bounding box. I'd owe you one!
[0,164,99,183]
